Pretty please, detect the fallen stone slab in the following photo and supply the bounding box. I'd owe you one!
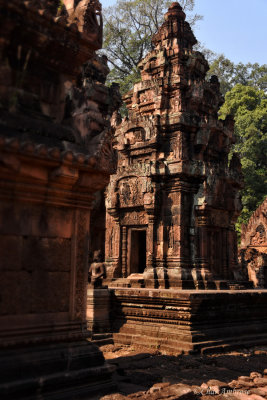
[238,376,253,383]
[250,387,267,397]
[207,379,231,392]
[253,377,267,387]
[161,383,197,400]
[100,394,128,400]
[229,380,256,389]
[250,372,262,380]
[148,383,172,393]
[248,395,266,400]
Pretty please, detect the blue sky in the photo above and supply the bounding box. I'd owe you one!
[100,0,267,65]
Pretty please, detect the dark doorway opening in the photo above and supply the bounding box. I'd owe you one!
[129,230,146,274]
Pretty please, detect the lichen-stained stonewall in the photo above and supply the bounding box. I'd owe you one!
[105,2,244,289]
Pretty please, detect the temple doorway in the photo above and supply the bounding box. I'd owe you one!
[128,229,147,275]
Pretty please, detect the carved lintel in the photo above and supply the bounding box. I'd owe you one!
[120,211,148,226]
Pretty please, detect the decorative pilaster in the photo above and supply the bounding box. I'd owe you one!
[121,226,127,278]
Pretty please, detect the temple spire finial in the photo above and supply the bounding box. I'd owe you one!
[164,2,186,21]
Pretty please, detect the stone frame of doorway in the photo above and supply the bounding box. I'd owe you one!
[126,226,147,277]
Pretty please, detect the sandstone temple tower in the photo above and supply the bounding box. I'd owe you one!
[104,4,267,354]
[105,2,243,289]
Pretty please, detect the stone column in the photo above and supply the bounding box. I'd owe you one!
[222,228,228,279]
[163,178,197,288]
[198,226,209,270]
[195,207,214,286]
[121,226,127,278]
[228,224,239,278]
[105,210,121,279]
[143,187,160,287]
[147,215,156,269]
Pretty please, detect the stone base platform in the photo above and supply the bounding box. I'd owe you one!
[109,288,267,354]
[87,287,110,334]
[0,341,116,399]
[105,275,252,290]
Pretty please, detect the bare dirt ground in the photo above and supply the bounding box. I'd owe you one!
[98,344,267,400]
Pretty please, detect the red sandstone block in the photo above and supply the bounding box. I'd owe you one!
[238,377,253,383]
[249,395,266,400]
[31,271,70,313]
[250,373,262,379]
[250,388,267,397]
[0,271,32,315]
[253,378,267,387]
[0,235,22,271]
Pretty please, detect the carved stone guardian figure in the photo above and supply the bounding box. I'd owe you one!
[89,250,106,287]
[87,251,110,335]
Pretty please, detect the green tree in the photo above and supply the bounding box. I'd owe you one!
[102,0,202,94]
[207,55,235,94]
[219,84,267,230]
[207,54,267,95]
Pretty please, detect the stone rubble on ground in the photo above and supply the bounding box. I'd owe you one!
[100,345,267,400]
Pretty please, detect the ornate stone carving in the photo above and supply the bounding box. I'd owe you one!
[105,2,243,289]
[118,177,143,208]
[251,224,266,246]
[120,211,148,226]
[239,197,267,288]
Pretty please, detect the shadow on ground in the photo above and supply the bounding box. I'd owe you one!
[100,345,267,397]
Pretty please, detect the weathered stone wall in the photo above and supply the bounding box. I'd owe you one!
[0,0,120,397]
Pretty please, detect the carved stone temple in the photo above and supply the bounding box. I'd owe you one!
[239,197,267,288]
[0,0,120,398]
[105,3,267,353]
[105,2,243,289]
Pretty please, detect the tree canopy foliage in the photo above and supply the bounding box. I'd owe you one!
[220,84,267,230]
[207,57,267,229]
[207,54,267,95]
[102,0,202,94]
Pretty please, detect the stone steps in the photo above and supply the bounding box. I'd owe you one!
[200,333,267,354]
[113,330,267,355]
[90,333,114,346]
